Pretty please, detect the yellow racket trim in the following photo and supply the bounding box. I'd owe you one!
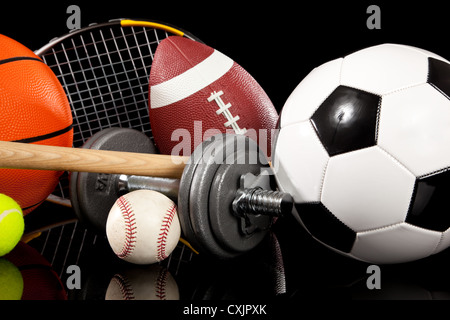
[179,237,199,255]
[121,20,185,37]
[21,232,42,244]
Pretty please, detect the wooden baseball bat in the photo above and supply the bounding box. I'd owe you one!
[0,141,189,179]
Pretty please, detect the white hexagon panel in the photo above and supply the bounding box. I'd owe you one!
[341,43,437,95]
[378,83,450,177]
[351,223,442,264]
[280,58,342,128]
[321,146,416,232]
[273,121,329,203]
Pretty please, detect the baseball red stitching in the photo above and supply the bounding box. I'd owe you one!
[117,196,137,259]
[157,204,177,262]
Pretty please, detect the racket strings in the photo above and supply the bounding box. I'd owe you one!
[39,25,173,203]
[40,26,168,148]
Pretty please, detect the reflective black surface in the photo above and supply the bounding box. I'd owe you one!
[16,202,450,301]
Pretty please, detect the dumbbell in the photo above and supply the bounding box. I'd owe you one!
[0,128,293,259]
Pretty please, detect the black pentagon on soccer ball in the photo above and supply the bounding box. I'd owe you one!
[428,57,450,100]
[295,202,356,253]
[406,170,450,232]
[311,86,381,157]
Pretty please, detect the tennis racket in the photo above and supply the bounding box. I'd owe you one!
[20,18,201,293]
[34,18,201,207]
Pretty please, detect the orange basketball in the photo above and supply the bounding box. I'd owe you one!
[0,34,73,215]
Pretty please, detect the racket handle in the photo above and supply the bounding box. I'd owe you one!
[0,141,188,179]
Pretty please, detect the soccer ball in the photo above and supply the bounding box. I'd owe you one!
[273,43,450,264]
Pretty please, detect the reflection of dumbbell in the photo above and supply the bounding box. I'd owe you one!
[0,128,293,259]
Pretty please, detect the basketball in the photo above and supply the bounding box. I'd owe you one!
[0,34,73,215]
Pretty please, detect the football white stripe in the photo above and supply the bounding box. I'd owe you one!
[150,50,234,109]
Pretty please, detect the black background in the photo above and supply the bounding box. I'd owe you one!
[3,0,450,306]
[4,1,450,113]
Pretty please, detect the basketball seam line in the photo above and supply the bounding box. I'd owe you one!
[13,123,73,144]
[0,56,43,66]
[22,198,46,211]
[156,204,177,262]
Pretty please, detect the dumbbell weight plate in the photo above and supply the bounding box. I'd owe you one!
[187,134,271,259]
[209,152,272,253]
[177,135,223,257]
[70,128,157,233]
[188,134,239,259]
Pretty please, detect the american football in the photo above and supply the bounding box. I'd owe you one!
[148,36,278,157]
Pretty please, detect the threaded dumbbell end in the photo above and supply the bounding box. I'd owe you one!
[233,188,293,218]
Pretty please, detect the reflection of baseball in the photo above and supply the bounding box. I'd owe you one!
[106,190,181,265]
[105,265,179,300]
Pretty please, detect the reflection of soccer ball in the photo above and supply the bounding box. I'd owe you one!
[274,43,450,264]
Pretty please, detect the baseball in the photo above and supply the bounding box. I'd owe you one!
[106,190,181,265]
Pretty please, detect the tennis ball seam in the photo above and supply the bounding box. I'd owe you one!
[0,197,24,257]
[0,209,22,221]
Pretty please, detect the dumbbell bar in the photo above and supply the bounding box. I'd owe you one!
[118,175,290,219]
[0,130,293,259]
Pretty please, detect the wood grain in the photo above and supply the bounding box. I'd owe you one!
[0,141,189,179]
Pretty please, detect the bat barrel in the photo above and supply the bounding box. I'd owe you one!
[0,141,187,179]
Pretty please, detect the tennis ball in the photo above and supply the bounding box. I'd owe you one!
[0,194,24,256]
[0,258,23,300]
